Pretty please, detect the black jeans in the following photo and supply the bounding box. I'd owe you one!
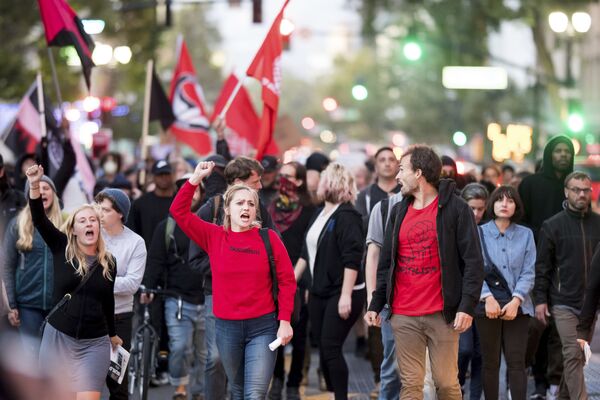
[476,314,529,400]
[106,312,133,400]
[308,289,365,400]
[273,289,309,387]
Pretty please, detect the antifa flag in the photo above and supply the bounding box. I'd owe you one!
[37,0,95,90]
[1,81,56,160]
[149,68,175,131]
[211,74,261,156]
[168,38,213,155]
[246,0,289,159]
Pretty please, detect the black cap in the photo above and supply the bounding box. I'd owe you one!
[260,155,280,172]
[306,152,330,172]
[151,159,172,175]
[204,154,228,168]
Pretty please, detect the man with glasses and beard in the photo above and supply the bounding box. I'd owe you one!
[533,171,600,400]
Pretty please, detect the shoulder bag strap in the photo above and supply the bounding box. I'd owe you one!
[259,228,278,307]
[477,226,493,269]
[44,262,100,323]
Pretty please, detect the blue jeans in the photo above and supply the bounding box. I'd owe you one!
[204,295,227,399]
[18,306,48,357]
[215,312,278,400]
[379,306,401,400]
[458,325,482,400]
[164,298,206,395]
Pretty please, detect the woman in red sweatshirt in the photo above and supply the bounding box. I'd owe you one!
[170,161,296,400]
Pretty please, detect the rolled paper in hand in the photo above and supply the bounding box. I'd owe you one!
[268,337,282,351]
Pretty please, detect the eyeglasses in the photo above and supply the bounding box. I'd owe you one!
[566,186,592,195]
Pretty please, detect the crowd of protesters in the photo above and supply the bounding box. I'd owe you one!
[0,127,599,400]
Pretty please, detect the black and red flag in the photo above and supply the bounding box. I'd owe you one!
[0,80,56,159]
[37,0,95,90]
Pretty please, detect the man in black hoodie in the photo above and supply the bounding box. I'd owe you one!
[518,135,574,400]
[519,135,574,240]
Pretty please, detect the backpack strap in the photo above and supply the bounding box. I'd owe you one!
[212,196,222,224]
[259,228,278,307]
[165,217,176,250]
[380,198,390,231]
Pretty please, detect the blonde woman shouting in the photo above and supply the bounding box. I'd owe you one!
[26,164,121,400]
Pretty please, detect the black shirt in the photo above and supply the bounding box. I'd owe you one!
[144,218,204,304]
[128,191,174,249]
[30,196,116,339]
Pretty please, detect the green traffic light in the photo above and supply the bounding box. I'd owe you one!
[351,84,368,101]
[403,41,422,61]
[567,113,584,133]
[453,131,467,146]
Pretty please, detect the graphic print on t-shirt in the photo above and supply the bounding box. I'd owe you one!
[392,197,444,316]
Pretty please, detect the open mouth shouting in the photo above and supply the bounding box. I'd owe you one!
[240,212,251,223]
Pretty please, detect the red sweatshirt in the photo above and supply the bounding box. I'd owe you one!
[170,181,297,321]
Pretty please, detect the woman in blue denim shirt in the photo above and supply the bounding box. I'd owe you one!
[476,185,535,400]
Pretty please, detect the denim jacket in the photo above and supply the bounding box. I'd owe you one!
[479,220,536,316]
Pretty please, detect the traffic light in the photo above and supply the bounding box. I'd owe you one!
[566,99,585,135]
[403,40,422,61]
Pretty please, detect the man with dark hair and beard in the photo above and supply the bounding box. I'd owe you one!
[518,135,574,400]
[533,171,600,400]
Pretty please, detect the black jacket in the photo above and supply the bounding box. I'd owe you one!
[577,242,600,342]
[533,205,600,310]
[518,136,574,240]
[368,179,484,323]
[187,194,277,295]
[144,218,204,305]
[301,202,364,298]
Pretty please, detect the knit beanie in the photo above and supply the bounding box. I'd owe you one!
[98,188,131,223]
[24,175,57,197]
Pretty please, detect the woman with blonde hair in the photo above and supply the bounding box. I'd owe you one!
[170,161,296,400]
[3,175,63,347]
[294,162,366,400]
[26,164,122,400]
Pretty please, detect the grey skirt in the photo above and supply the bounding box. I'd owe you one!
[39,323,111,392]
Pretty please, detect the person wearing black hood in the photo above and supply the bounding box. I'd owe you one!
[518,135,574,400]
[293,163,366,400]
[518,135,574,240]
[441,155,466,190]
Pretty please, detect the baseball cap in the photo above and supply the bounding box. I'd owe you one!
[260,155,280,172]
[152,160,172,175]
[204,154,228,169]
[305,152,330,172]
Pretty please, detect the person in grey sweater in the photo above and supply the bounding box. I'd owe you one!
[96,188,147,400]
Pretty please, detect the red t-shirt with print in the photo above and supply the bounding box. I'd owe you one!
[392,197,444,316]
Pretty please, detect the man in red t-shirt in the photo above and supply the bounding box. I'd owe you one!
[365,145,484,400]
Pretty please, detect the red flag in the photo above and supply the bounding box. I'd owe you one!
[37,0,95,90]
[211,74,261,156]
[169,38,213,155]
[246,0,289,160]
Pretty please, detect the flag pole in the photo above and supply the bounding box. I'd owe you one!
[46,48,64,107]
[139,59,153,187]
[218,77,246,120]
[36,72,47,138]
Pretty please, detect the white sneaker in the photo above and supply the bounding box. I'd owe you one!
[546,384,559,400]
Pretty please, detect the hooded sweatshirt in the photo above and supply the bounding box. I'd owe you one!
[518,136,574,240]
